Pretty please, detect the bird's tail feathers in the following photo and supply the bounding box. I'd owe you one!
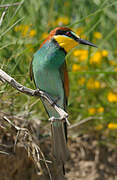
[51,121,69,163]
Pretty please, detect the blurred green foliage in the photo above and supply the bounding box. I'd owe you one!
[0,0,117,144]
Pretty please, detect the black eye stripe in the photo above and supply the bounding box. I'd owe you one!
[55,30,78,41]
[55,30,73,37]
[55,30,68,35]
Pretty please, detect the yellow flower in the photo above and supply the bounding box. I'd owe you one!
[94,32,102,39]
[97,107,104,113]
[73,49,88,61]
[79,50,88,61]
[22,25,29,37]
[109,60,116,66]
[90,51,102,65]
[73,49,82,56]
[88,108,96,115]
[107,92,117,102]
[86,78,94,89]
[72,64,81,72]
[55,17,69,26]
[14,25,37,38]
[14,25,30,37]
[14,25,23,32]
[94,80,101,89]
[78,77,85,85]
[108,123,117,130]
[76,27,84,35]
[114,66,117,72]
[41,32,49,39]
[101,50,108,57]
[86,78,101,89]
[79,54,88,61]
[29,29,36,37]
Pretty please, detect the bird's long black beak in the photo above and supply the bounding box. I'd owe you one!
[71,32,97,48]
[78,38,97,48]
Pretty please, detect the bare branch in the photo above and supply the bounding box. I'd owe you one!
[0,2,22,8]
[0,151,9,155]
[0,69,68,122]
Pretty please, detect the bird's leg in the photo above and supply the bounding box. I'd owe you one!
[49,116,65,122]
[49,117,70,126]
[34,89,70,125]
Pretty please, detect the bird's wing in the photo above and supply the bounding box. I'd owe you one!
[59,61,69,109]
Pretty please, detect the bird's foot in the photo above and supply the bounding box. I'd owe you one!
[33,89,40,95]
[49,116,65,122]
[49,116,70,125]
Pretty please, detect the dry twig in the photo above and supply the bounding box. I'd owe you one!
[69,116,103,130]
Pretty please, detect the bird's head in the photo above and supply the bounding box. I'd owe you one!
[47,27,97,52]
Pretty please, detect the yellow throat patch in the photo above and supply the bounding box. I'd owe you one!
[54,35,78,52]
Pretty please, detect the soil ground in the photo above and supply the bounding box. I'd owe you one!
[0,118,117,180]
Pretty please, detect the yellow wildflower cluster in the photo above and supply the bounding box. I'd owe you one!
[14,24,36,37]
[90,51,102,65]
[73,49,88,61]
[108,123,117,130]
[88,107,104,115]
[53,16,69,26]
[29,29,36,37]
[107,92,117,102]
[86,78,101,89]
[72,64,88,72]
[72,64,81,72]
[101,50,108,57]
[90,50,108,65]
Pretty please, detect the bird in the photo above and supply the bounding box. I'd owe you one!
[30,27,96,172]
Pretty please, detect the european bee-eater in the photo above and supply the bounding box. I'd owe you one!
[30,27,96,172]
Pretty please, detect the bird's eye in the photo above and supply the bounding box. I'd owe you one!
[66,31,71,37]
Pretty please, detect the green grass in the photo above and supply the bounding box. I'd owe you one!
[0,0,117,145]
